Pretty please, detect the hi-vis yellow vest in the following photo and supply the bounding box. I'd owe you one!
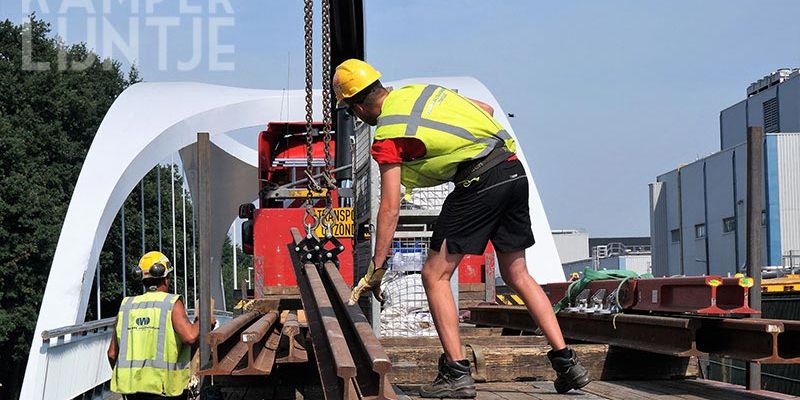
[374,84,517,190]
[111,291,191,396]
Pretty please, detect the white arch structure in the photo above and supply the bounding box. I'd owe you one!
[21,77,564,398]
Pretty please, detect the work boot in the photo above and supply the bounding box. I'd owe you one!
[419,354,477,398]
[548,347,591,394]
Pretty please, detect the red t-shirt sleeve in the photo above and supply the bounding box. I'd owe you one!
[371,138,427,164]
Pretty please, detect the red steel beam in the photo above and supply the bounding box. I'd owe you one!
[468,305,794,363]
[468,304,700,357]
[543,276,760,315]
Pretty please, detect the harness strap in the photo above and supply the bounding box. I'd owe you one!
[454,144,513,186]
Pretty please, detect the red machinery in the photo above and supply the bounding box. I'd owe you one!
[241,122,355,298]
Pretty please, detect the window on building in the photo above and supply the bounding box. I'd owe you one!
[763,97,780,133]
[762,210,767,226]
[695,224,706,239]
[670,229,680,243]
[723,217,736,233]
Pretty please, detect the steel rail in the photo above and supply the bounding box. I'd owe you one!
[320,261,395,399]
[233,310,280,375]
[277,310,309,363]
[306,264,359,394]
[206,311,259,368]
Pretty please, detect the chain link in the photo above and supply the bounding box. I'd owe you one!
[302,0,318,235]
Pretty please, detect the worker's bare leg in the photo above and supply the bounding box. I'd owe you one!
[497,249,590,393]
[421,240,465,361]
[497,250,566,351]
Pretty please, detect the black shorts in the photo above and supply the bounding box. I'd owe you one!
[431,159,536,255]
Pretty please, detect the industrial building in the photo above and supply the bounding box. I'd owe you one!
[552,230,652,276]
[650,69,800,277]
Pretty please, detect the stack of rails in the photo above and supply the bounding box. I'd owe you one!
[198,309,308,377]
[197,229,397,399]
[290,227,396,400]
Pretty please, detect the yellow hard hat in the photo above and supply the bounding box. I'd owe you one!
[333,59,381,106]
[134,251,173,280]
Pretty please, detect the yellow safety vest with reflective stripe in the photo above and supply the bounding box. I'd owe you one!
[374,84,517,190]
[111,291,191,396]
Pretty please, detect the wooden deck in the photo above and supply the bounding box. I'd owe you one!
[397,380,797,400]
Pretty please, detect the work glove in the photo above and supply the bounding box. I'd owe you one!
[348,259,388,305]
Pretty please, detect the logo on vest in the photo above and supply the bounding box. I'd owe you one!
[135,317,151,326]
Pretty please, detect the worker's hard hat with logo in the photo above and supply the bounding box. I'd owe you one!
[333,59,381,107]
[133,251,173,280]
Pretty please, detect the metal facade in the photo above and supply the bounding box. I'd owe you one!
[705,150,737,276]
[779,78,800,134]
[777,134,800,259]
[649,181,668,276]
[679,161,707,276]
[720,100,747,150]
[658,170,682,276]
[552,230,589,264]
[733,144,748,270]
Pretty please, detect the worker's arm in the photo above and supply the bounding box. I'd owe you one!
[171,298,200,345]
[468,97,494,116]
[348,163,401,304]
[107,319,118,368]
[372,163,402,267]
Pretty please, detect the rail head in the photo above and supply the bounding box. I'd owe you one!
[208,311,260,345]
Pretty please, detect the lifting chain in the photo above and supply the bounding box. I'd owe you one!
[320,0,336,238]
[301,0,338,240]
[298,0,343,263]
[302,0,319,235]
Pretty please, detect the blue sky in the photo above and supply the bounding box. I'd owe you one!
[4,0,800,236]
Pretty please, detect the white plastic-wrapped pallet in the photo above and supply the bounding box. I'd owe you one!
[400,182,454,210]
[380,271,437,337]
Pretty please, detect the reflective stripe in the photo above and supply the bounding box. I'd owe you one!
[155,294,176,362]
[379,114,496,145]
[377,114,409,126]
[496,129,511,140]
[404,85,440,136]
[116,359,190,371]
[118,297,133,362]
[120,300,172,312]
[475,174,527,195]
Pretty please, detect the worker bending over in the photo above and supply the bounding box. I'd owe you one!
[340,59,590,398]
[107,251,210,400]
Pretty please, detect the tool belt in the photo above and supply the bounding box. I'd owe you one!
[453,144,514,186]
